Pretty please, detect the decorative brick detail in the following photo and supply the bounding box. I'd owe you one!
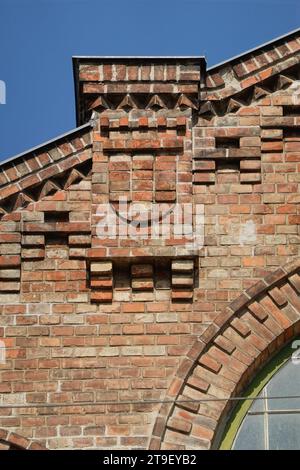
[0,126,92,219]
[151,260,300,450]
[171,259,195,301]
[90,261,113,303]
[131,263,154,292]
[0,222,21,292]
[86,60,198,303]
[203,29,300,110]
[0,30,300,450]
[76,58,203,124]
[193,127,262,185]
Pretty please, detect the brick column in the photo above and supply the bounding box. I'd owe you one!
[77,58,205,302]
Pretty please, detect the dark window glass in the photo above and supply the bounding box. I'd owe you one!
[269,414,300,450]
[233,359,300,450]
[234,415,265,450]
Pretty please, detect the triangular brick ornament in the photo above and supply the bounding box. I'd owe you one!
[13,192,33,210]
[88,95,110,111]
[277,74,294,89]
[176,94,197,110]
[198,100,216,116]
[117,94,137,111]
[39,180,61,199]
[0,206,7,217]
[253,85,270,100]
[227,98,242,113]
[75,160,92,179]
[64,169,84,189]
[146,94,166,110]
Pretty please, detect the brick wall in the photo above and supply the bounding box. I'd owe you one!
[0,32,300,450]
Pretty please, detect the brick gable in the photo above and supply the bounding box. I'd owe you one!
[0,29,299,450]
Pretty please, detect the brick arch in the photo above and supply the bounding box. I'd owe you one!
[0,429,46,450]
[150,259,300,450]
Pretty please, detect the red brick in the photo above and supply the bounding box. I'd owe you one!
[1,44,300,452]
[199,354,222,373]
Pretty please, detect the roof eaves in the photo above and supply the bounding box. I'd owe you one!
[72,55,205,60]
[208,26,300,71]
[0,122,92,167]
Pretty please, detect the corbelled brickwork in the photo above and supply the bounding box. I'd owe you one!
[151,259,300,449]
[0,30,300,449]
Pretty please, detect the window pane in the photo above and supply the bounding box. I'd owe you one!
[269,413,300,450]
[227,348,300,450]
[233,415,265,450]
[268,360,300,411]
[249,391,264,413]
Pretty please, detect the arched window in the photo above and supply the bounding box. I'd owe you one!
[220,339,300,450]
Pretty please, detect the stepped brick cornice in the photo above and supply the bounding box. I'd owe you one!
[73,56,206,125]
[0,125,92,218]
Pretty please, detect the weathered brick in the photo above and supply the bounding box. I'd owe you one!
[0,38,300,452]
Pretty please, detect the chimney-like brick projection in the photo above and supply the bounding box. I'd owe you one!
[0,30,300,449]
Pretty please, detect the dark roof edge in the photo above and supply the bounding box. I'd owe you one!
[0,123,92,167]
[208,26,300,71]
[72,55,205,60]
[73,57,81,127]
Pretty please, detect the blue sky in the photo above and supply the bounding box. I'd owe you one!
[0,0,299,161]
